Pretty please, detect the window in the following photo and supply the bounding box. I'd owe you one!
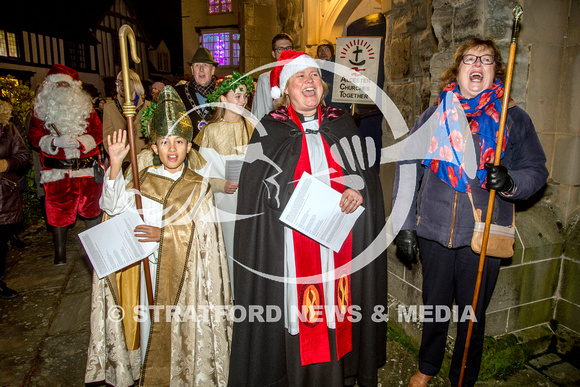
[158,52,169,72]
[65,41,88,70]
[209,0,231,13]
[0,30,19,58]
[200,30,240,68]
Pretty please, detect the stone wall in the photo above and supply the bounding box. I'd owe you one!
[239,0,282,75]
[385,0,579,340]
[181,0,240,78]
[239,0,304,77]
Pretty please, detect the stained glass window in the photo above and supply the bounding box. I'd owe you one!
[200,30,240,68]
[209,0,231,14]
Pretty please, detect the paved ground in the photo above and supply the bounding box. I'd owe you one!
[1,220,579,386]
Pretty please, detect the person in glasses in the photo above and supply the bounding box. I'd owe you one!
[102,69,150,169]
[250,33,294,121]
[393,37,548,387]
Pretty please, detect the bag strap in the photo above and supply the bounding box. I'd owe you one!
[467,192,481,222]
[467,191,515,227]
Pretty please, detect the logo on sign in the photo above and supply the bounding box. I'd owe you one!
[339,40,377,73]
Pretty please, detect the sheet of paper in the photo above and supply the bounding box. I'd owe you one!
[280,172,364,252]
[78,210,158,279]
[225,159,243,183]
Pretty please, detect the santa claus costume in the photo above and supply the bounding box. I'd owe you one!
[28,64,103,265]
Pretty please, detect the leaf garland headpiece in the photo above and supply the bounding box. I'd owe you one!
[205,71,254,108]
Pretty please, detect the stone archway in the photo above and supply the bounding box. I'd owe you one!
[304,0,363,49]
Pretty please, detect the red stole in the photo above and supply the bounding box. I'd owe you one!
[289,104,353,366]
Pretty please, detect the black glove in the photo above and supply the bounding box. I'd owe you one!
[484,163,515,194]
[394,230,418,269]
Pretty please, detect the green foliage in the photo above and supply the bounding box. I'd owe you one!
[21,156,42,225]
[478,334,533,380]
[387,324,420,358]
[140,102,156,138]
[387,324,533,382]
[1,75,41,224]
[0,76,35,127]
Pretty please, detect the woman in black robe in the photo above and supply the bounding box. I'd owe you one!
[229,51,388,386]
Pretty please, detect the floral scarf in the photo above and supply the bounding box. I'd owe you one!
[422,79,507,193]
[191,75,217,97]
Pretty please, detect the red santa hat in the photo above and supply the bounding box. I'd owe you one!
[46,64,80,85]
[270,51,319,100]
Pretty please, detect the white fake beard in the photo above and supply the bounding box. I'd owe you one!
[34,82,93,137]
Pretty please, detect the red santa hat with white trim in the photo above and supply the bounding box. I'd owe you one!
[46,64,80,85]
[270,51,319,100]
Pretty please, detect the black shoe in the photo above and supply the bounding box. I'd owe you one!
[9,234,27,249]
[0,280,19,300]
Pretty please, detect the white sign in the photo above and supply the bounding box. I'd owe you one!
[332,37,382,104]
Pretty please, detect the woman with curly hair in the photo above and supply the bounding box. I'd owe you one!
[394,37,548,387]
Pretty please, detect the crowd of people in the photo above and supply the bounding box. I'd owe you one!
[0,34,549,387]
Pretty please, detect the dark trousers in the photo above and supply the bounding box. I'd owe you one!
[0,224,12,280]
[417,237,501,387]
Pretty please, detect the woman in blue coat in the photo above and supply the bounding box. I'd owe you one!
[394,38,548,387]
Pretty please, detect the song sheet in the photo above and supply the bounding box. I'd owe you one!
[225,159,243,183]
[78,210,157,278]
[280,172,364,252]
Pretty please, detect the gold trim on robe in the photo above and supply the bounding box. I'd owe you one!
[86,167,232,387]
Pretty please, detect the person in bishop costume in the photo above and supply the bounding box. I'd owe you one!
[229,51,387,386]
[28,64,103,265]
[194,71,255,296]
[85,86,232,387]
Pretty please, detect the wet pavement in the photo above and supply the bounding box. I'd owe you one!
[0,220,578,386]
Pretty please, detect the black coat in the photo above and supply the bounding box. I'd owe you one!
[174,82,215,139]
[229,105,387,386]
[0,122,29,225]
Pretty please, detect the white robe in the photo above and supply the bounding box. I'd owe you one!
[85,165,232,386]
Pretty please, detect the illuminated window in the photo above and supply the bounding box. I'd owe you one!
[0,30,19,58]
[209,0,231,13]
[200,30,240,68]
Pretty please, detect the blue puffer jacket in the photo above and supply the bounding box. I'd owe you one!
[394,104,548,249]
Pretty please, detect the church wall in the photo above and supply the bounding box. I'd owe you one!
[233,0,579,339]
[385,0,579,342]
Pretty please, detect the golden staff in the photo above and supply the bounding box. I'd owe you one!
[458,5,523,386]
[119,24,155,312]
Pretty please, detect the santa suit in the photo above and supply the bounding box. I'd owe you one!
[28,110,103,227]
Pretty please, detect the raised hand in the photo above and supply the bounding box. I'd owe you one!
[107,129,130,164]
[107,129,130,180]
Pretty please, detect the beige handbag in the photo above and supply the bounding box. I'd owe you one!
[468,192,515,258]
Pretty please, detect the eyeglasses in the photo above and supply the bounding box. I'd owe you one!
[274,46,293,53]
[462,54,495,65]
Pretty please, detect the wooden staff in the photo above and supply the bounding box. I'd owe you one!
[457,6,523,386]
[118,25,155,312]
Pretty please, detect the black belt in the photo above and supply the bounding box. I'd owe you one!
[44,156,97,170]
